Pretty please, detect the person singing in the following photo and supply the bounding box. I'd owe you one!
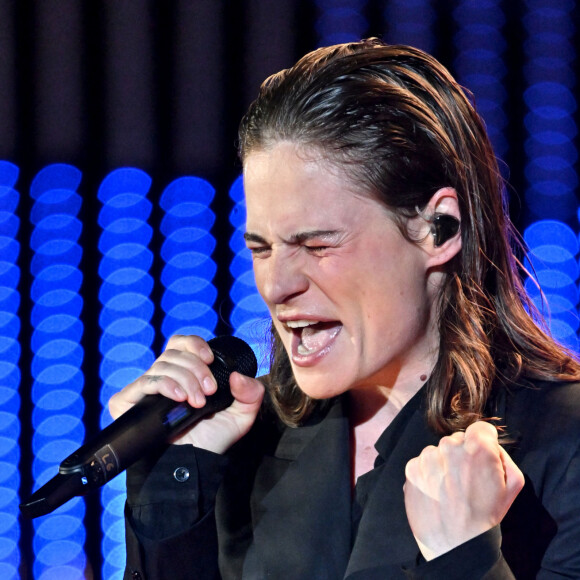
[110,38,580,579]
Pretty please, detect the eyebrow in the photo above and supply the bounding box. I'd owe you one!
[244,230,342,245]
[243,232,268,244]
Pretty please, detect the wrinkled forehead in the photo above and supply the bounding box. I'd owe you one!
[243,141,380,204]
[242,142,398,242]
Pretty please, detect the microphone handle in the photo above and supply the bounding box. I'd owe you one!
[59,384,233,486]
[19,387,232,520]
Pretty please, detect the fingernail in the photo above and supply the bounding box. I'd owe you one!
[194,391,206,406]
[203,376,217,394]
[174,386,186,398]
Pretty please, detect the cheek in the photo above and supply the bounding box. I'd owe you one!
[355,273,426,335]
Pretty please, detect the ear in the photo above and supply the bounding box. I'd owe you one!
[420,187,462,267]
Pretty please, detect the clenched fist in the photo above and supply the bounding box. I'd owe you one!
[404,421,524,560]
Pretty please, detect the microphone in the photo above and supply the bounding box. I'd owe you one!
[19,335,258,519]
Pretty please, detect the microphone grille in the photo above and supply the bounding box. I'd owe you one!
[207,336,258,388]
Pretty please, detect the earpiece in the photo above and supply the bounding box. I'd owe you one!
[431,214,460,247]
[415,205,460,247]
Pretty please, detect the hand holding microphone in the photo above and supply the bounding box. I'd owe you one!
[20,335,264,519]
[109,334,264,454]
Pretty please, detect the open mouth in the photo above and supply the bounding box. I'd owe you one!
[286,320,342,356]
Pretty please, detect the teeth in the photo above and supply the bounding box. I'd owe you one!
[285,320,317,329]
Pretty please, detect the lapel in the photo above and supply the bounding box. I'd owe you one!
[221,387,441,579]
[243,397,353,579]
[346,388,441,578]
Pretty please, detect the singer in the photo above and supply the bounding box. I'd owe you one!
[110,39,580,579]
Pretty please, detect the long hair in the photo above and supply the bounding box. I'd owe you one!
[238,38,580,433]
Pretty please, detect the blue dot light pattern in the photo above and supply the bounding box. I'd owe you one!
[0,161,21,580]
[452,0,508,160]
[159,177,217,342]
[524,221,579,352]
[229,176,271,376]
[522,0,578,223]
[97,168,155,580]
[314,0,368,47]
[521,1,578,351]
[28,164,87,580]
[384,0,436,54]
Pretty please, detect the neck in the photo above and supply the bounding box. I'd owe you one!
[348,356,432,426]
[348,370,430,484]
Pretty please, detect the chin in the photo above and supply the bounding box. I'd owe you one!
[293,374,349,401]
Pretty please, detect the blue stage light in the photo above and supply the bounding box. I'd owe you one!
[521,1,578,350]
[522,1,577,224]
[524,219,579,350]
[228,176,271,375]
[159,177,217,341]
[452,0,508,159]
[0,159,22,580]
[524,219,578,251]
[27,164,86,579]
[96,168,155,579]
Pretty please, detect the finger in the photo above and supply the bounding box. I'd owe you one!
[165,334,214,365]
[498,445,525,493]
[144,370,207,407]
[463,421,499,455]
[108,372,193,421]
[108,374,172,420]
[405,456,420,484]
[229,372,265,411]
[464,420,498,441]
[200,373,264,446]
[418,444,444,472]
[461,423,505,488]
[407,445,445,500]
[110,344,217,420]
[404,451,441,503]
[151,348,219,398]
[438,431,465,453]
[437,432,466,478]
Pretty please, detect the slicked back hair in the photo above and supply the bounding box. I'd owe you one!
[239,38,580,432]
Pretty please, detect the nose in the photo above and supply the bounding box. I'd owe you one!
[257,246,309,305]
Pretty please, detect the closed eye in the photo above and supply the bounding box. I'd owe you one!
[247,245,271,257]
[244,232,271,257]
[305,245,330,255]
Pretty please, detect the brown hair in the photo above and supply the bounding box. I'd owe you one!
[238,38,580,433]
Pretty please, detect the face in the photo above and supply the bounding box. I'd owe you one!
[243,142,440,399]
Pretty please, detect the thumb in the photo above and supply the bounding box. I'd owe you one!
[229,371,265,411]
[498,445,525,494]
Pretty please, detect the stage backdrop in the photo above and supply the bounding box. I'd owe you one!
[1,1,579,579]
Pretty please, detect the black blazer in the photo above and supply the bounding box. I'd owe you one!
[124,379,580,579]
